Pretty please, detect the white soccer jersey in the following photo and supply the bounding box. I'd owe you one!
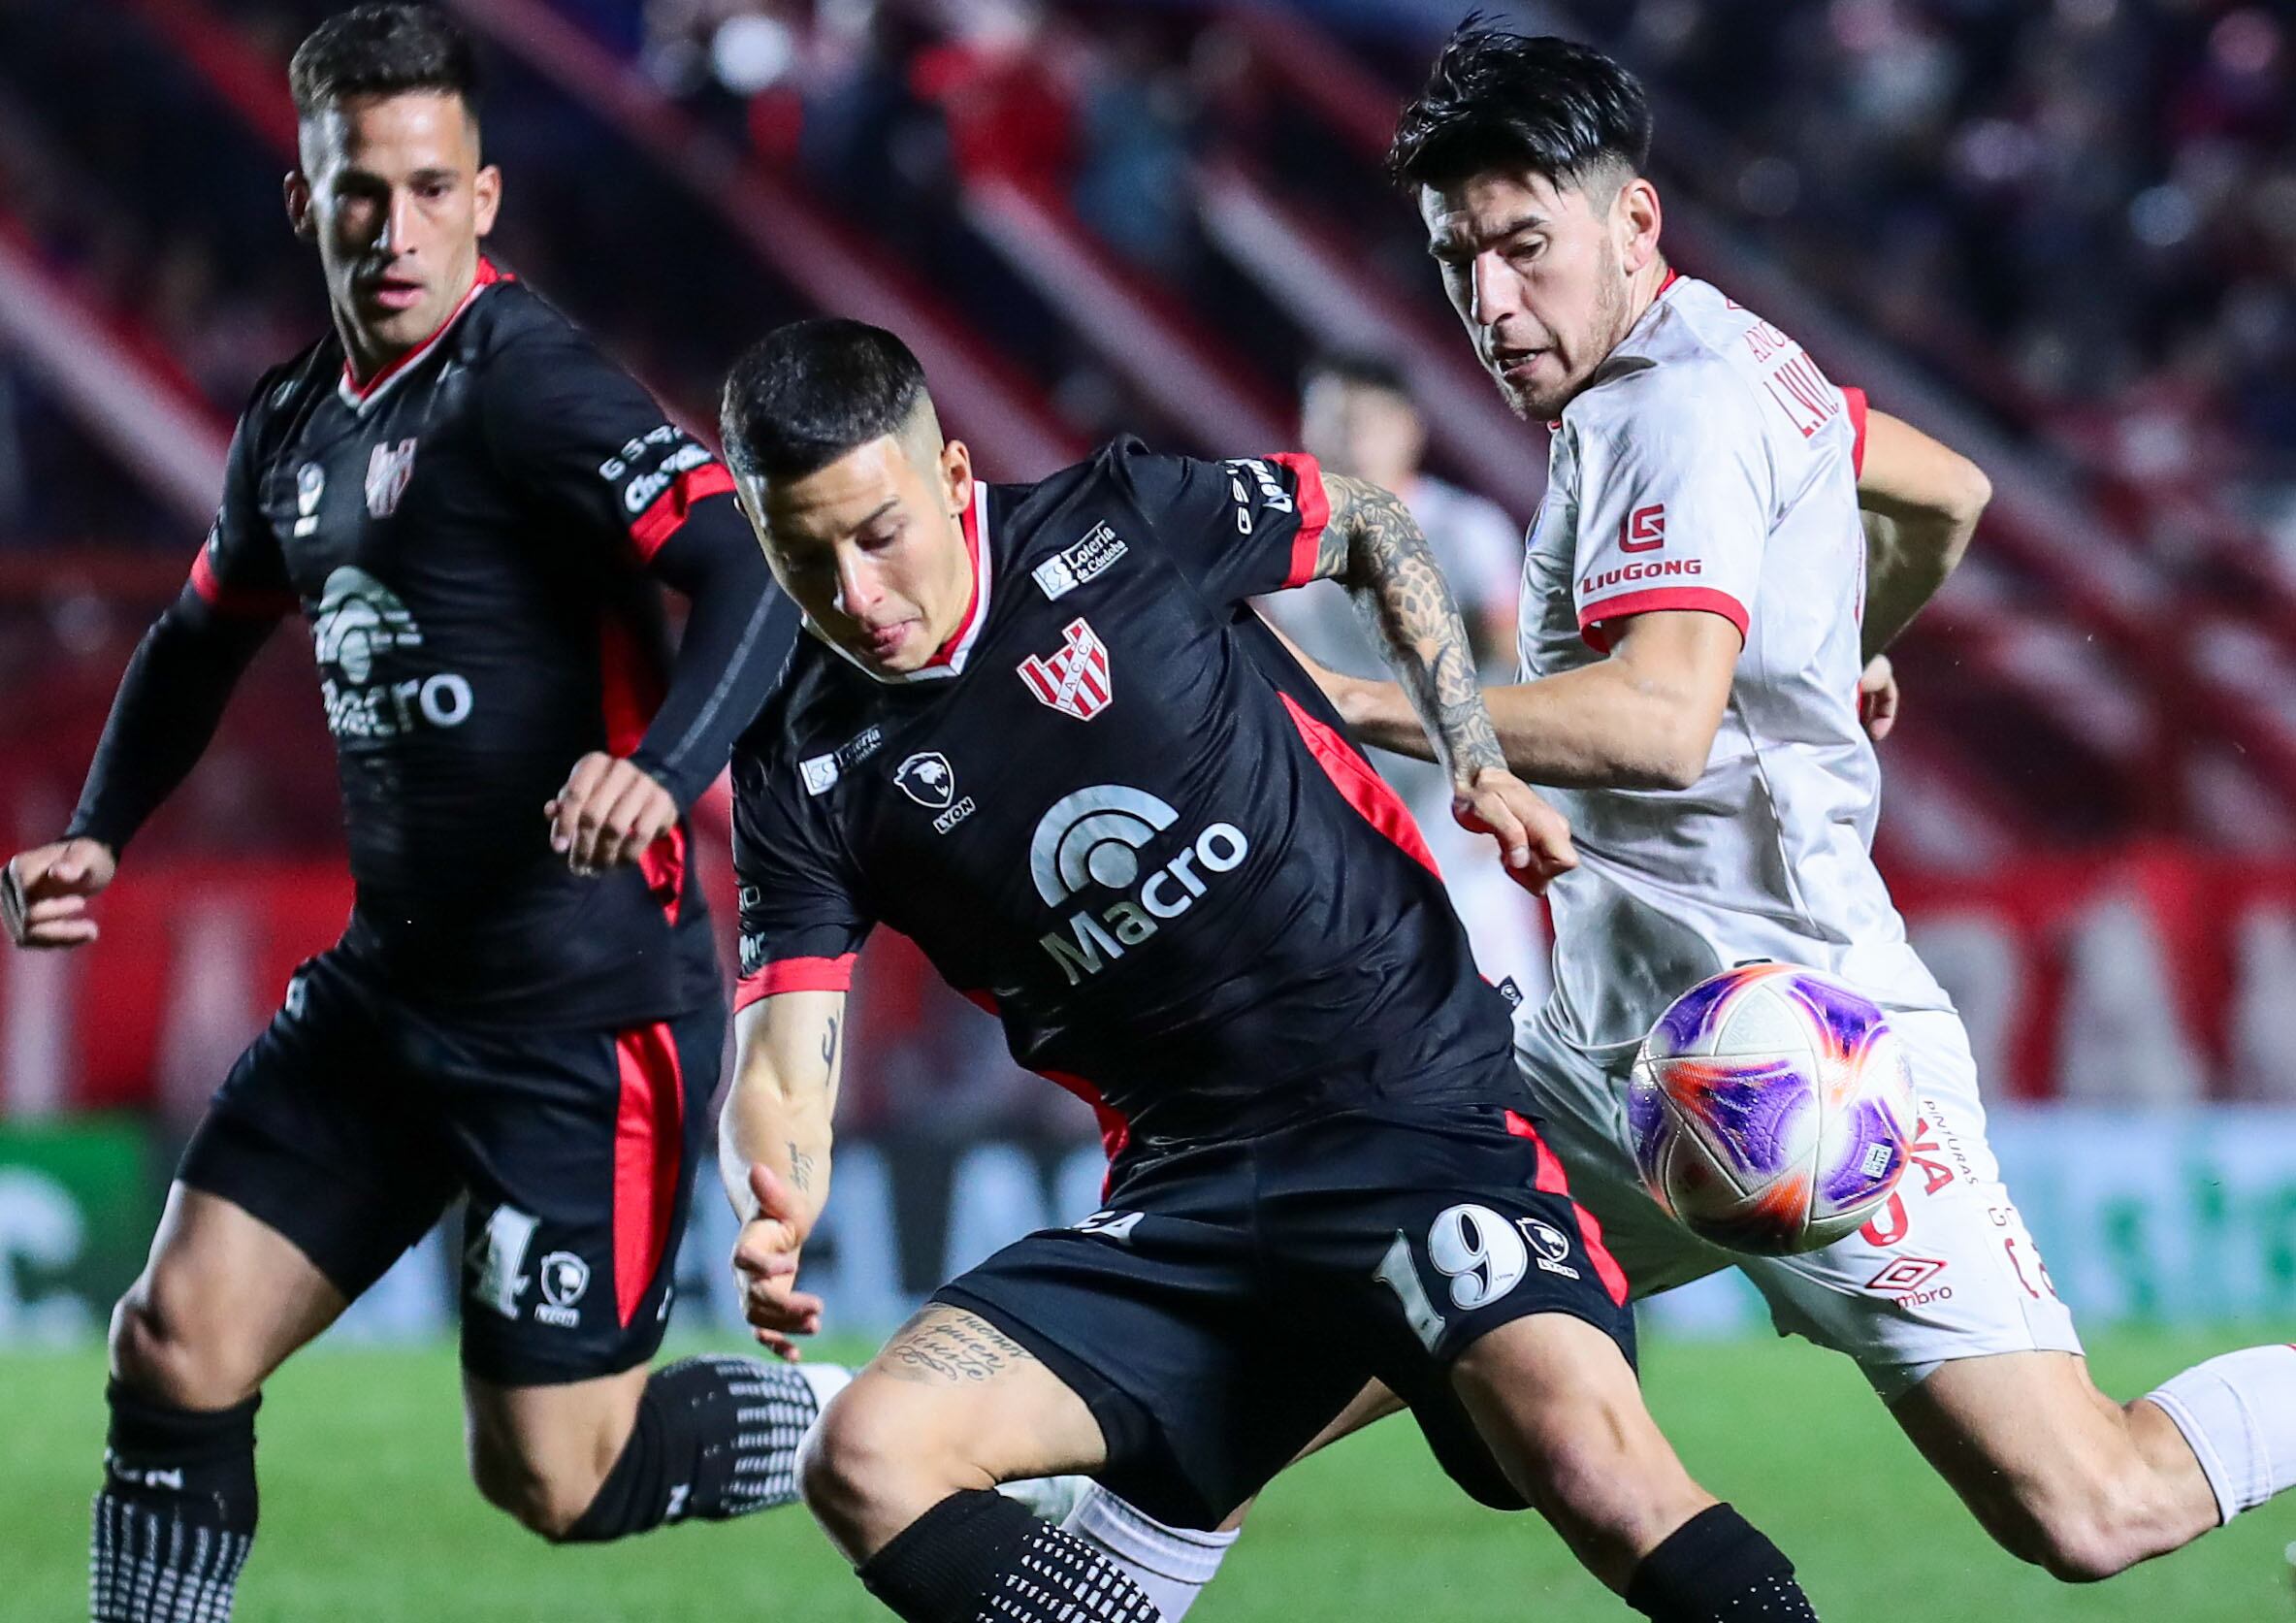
[1521,274,1952,1053]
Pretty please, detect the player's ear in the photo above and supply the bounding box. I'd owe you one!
[472,163,502,239]
[940,438,974,517]
[284,171,314,243]
[1617,176,1662,277]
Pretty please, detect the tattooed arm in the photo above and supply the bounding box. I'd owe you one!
[1298,474,1575,886]
[1305,474,1504,793]
[719,988,845,1357]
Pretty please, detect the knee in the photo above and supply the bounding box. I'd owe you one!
[799,1386,944,1541]
[109,1282,255,1412]
[469,1431,613,1543]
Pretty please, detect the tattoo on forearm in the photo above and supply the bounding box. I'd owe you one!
[788,1141,816,1193]
[1325,473,1505,779]
[878,1309,1036,1385]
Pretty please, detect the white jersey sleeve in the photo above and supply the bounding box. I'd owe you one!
[1568,365,1773,653]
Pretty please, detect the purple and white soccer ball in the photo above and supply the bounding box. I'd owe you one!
[1628,963,1915,1256]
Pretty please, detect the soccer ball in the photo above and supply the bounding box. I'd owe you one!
[1629,964,1915,1255]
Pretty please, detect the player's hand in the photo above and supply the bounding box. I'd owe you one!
[546,753,678,875]
[1858,655,1900,742]
[1454,768,1577,894]
[730,1162,824,1361]
[2,838,118,950]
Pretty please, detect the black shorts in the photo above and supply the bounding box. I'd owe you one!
[178,949,723,1385]
[933,1094,1635,1530]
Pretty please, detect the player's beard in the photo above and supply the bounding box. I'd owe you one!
[1499,243,1634,424]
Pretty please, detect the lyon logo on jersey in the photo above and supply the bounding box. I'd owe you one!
[1018,617,1114,721]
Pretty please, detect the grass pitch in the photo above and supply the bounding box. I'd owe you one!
[5,1328,2289,1620]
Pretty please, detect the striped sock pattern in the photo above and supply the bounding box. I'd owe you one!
[982,1523,1162,1623]
[90,1491,253,1623]
[664,1352,822,1518]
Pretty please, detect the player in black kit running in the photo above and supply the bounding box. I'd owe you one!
[714,318,1829,1623]
[0,11,820,1620]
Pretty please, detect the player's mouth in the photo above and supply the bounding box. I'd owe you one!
[1493,347,1550,383]
[361,275,429,313]
[859,619,918,663]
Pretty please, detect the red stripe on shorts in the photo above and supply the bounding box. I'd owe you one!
[1506,1108,1630,1307]
[612,1022,686,1327]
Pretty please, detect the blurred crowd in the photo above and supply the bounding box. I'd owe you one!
[1567,0,2296,552]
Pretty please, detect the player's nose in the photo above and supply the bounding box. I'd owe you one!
[1469,252,1520,328]
[832,550,879,618]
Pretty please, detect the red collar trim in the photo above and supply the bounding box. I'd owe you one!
[339,257,506,408]
[918,490,986,672]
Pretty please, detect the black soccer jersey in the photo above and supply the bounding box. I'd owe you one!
[73,260,793,1027]
[730,439,1518,1154]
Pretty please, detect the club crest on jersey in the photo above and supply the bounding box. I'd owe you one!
[365,438,418,518]
[1018,618,1113,721]
[1032,522,1128,601]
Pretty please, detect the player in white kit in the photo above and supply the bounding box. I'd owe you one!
[1290,23,2296,1588]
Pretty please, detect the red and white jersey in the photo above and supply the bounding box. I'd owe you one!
[1519,274,1952,1053]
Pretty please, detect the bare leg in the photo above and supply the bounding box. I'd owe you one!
[462,1364,650,1539]
[1449,1314,1713,1590]
[802,1306,1108,1561]
[1890,1350,2221,1581]
[111,1184,348,1406]
[94,1185,350,1622]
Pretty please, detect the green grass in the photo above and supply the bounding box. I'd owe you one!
[7,1330,2291,1620]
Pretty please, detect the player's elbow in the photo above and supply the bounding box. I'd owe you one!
[1612,712,1714,792]
[1942,455,1992,530]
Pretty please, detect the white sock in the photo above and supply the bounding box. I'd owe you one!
[2145,1344,2296,1523]
[1062,1483,1236,1622]
[793,1361,855,1412]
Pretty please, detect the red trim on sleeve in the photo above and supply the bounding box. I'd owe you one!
[1278,692,1440,877]
[1842,386,1869,477]
[612,1020,687,1327]
[1578,587,1750,653]
[1267,452,1331,589]
[629,462,737,563]
[188,548,296,619]
[1507,1108,1631,1307]
[734,954,858,1010]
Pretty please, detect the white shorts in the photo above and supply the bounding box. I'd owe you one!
[1515,1004,2084,1399]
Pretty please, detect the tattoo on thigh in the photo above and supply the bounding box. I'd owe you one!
[878,1310,1037,1385]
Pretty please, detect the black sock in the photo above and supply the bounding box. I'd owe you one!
[858,1488,1162,1623]
[91,1381,260,1623]
[1625,1504,1819,1622]
[560,1354,825,1542]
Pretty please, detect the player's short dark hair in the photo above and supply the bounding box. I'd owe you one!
[1389,21,1650,195]
[289,3,481,122]
[720,319,932,482]
[1302,350,1413,401]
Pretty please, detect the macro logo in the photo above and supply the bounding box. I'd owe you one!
[1029,785,1250,985]
[311,566,472,740]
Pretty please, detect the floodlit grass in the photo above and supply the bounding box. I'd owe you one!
[5,1328,2289,1620]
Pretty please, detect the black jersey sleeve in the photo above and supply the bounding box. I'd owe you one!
[481,330,790,808]
[65,397,292,854]
[1110,441,1334,608]
[728,729,875,1011]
